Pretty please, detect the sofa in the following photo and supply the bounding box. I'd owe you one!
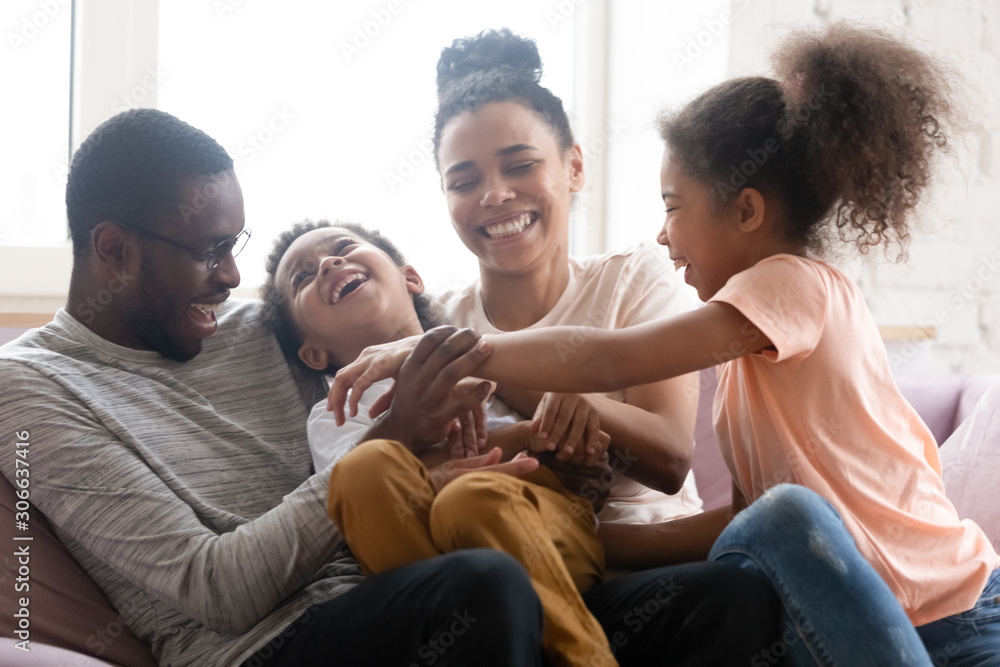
[2,355,997,666]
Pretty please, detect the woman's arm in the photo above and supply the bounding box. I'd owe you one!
[496,376,699,496]
[599,478,747,568]
[595,374,699,495]
[477,302,771,393]
[598,505,737,569]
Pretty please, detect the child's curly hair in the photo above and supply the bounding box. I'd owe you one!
[658,22,959,259]
[260,219,442,376]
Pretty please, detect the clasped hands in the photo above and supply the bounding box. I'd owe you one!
[327,326,610,488]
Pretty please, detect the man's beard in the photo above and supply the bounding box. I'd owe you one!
[131,258,201,362]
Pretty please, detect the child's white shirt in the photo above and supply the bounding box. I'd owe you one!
[308,378,520,472]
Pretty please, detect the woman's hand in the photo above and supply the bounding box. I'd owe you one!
[531,393,609,468]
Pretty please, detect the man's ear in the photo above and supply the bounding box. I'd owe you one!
[402,265,425,295]
[735,188,765,233]
[91,221,136,272]
[567,144,584,193]
[298,344,330,372]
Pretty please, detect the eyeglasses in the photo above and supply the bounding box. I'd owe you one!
[118,223,251,271]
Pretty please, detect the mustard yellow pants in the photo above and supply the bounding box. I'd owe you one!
[327,439,617,667]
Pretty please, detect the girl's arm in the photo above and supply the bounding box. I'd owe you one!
[477,303,772,393]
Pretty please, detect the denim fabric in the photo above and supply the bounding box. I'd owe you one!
[708,484,933,667]
[917,566,1000,666]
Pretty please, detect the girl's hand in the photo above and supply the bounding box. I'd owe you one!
[428,447,539,493]
[531,393,609,467]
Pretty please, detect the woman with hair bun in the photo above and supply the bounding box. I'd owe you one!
[432,27,708,551]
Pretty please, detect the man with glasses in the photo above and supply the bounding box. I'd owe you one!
[0,109,546,667]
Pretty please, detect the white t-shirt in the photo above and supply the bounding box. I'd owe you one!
[308,378,520,472]
[438,241,704,524]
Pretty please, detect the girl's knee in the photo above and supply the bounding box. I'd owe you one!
[713,484,844,559]
[752,483,838,528]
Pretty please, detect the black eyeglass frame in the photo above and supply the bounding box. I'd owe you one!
[116,223,251,271]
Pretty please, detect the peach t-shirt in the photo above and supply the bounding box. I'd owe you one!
[710,254,999,626]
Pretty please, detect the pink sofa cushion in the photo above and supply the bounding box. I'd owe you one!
[0,475,157,667]
[893,374,964,446]
[941,376,1000,552]
[0,636,119,666]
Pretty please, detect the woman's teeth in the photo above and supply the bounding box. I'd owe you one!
[332,273,367,304]
[484,213,533,239]
[673,259,689,272]
[191,303,218,314]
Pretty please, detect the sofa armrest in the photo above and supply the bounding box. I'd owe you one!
[0,473,157,667]
[0,636,121,666]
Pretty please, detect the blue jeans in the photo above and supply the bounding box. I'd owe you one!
[708,484,933,666]
[917,566,1000,666]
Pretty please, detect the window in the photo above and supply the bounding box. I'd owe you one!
[2,0,717,301]
[0,0,72,247]
[157,0,578,293]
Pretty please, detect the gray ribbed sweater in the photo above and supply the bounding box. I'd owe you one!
[0,301,363,666]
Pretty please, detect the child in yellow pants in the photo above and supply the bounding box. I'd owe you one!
[262,220,617,667]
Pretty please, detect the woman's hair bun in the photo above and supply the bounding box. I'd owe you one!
[436,28,542,95]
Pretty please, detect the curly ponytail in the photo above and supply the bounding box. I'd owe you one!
[659,22,958,257]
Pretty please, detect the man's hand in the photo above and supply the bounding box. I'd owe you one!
[327,335,421,424]
[355,327,493,453]
[427,447,539,493]
[375,379,488,459]
[532,392,609,467]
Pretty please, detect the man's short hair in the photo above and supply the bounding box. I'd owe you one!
[65,108,234,263]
